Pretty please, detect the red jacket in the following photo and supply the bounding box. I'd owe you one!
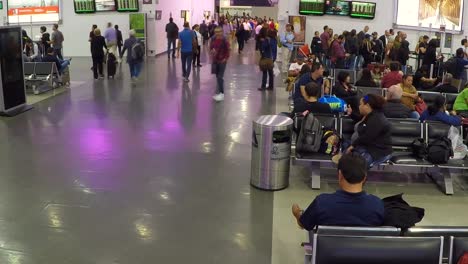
[210,38,230,63]
[381,71,403,88]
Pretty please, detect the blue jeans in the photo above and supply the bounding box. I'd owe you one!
[410,111,420,119]
[129,62,142,78]
[342,140,391,168]
[214,62,226,94]
[181,52,193,78]
[167,39,176,57]
[59,58,70,74]
[54,48,63,60]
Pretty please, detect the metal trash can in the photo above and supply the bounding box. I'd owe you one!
[251,115,293,191]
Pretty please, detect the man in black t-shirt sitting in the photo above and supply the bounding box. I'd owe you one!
[292,153,384,231]
[292,82,331,115]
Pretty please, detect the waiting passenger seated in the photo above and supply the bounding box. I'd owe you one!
[42,47,71,74]
[292,82,332,116]
[430,73,458,93]
[291,153,384,231]
[24,39,41,62]
[293,63,324,104]
[355,68,378,87]
[413,65,438,90]
[400,74,420,112]
[420,95,462,126]
[285,55,306,92]
[339,94,393,167]
[453,48,468,80]
[288,55,305,77]
[333,71,359,110]
[381,62,402,88]
[384,85,419,119]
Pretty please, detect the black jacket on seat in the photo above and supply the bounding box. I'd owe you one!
[352,111,393,160]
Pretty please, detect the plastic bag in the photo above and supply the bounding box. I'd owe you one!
[448,126,468,160]
[273,62,280,76]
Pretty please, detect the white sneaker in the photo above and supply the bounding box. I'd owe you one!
[213,93,224,101]
[183,77,190,82]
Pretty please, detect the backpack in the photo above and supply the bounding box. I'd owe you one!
[444,57,457,76]
[319,130,341,155]
[296,112,324,153]
[131,41,145,61]
[427,137,453,164]
[411,138,428,159]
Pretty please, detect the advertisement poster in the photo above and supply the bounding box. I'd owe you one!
[129,13,145,40]
[8,0,60,23]
[96,0,116,11]
[289,16,306,44]
[396,0,464,31]
[230,0,278,7]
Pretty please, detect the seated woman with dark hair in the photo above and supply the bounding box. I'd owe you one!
[453,48,468,80]
[337,94,393,168]
[333,71,359,111]
[292,82,332,115]
[420,95,462,126]
[355,68,378,87]
[413,65,438,90]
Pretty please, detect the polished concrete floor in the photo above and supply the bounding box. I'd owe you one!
[1,41,468,264]
[0,42,276,264]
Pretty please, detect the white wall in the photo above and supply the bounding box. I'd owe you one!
[0,0,214,57]
[154,0,214,55]
[277,0,468,53]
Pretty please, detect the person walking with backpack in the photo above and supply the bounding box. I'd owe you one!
[177,22,194,82]
[121,30,145,82]
[210,27,230,102]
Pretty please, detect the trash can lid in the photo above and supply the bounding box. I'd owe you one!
[254,115,293,127]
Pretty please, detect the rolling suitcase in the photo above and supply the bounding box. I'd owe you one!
[107,52,117,78]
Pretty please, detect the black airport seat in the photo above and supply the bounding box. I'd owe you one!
[420,91,442,107]
[425,121,454,144]
[388,119,431,166]
[444,93,458,111]
[449,236,468,264]
[356,86,383,97]
[339,117,354,141]
[312,234,443,264]
[34,62,57,77]
[406,226,468,262]
[311,226,400,241]
[23,63,35,76]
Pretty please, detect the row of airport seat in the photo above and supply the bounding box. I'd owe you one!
[293,115,466,195]
[303,226,468,264]
[23,62,61,95]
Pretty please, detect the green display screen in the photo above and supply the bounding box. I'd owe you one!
[349,1,376,19]
[0,1,3,10]
[74,0,96,13]
[299,0,325,16]
[116,0,139,12]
